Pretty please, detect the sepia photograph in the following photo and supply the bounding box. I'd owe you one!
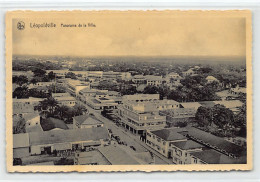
[5,10,252,172]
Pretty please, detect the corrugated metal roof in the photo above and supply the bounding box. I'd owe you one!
[29,127,109,146]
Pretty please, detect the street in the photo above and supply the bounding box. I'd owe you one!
[77,100,174,165]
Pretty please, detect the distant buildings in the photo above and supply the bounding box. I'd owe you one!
[13,97,43,116]
[55,96,77,107]
[66,79,90,97]
[167,72,181,80]
[180,100,243,114]
[206,76,219,83]
[145,75,164,86]
[102,71,131,81]
[28,81,54,89]
[182,68,196,77]
[85,94,118,112]
[230,85,246,95]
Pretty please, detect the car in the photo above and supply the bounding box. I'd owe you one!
[121,141,127,146]
[130,146,136,151]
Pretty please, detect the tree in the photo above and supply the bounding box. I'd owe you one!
[234,103,247,137]
[33,68,46,77]
[13,118,26,134]
[13,86,29,98]
[65,72,77,79]
[73,104,88,116]
[195,106,213,127]
[212,104,234,129]
[28,88,48,98]
[143,85,159,94]
[55,105,70,120]
[37,97,59,117]
[13,75,28,86]
[47,71,56,81]
[47,84,66,94]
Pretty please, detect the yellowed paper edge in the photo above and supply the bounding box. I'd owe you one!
[5,10,253,172]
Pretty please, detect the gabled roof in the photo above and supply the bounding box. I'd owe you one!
[41,117,69,131]
[180,102,202,109]
[206,76,218,80]
[73,114,103,125]
[98,145,140,165]
[190,149,246,164]
[29,127,109,146]
[185,127,246,157]
[151,128,187,141]
[13,133,30,148]
[172,140,203,150]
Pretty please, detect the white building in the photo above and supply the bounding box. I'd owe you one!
[66,79,90,97]
[206,76,219,83]
[146,128,188,158]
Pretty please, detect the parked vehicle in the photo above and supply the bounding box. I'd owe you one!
[130,146,136,151]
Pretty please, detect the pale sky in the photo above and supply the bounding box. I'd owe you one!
[12,12,246,57]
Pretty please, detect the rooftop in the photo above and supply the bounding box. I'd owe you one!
[41,117,69,131]
[55,96,76,101]
[180,102,202,109]
[73,114,103,125]
[29,127,109,146]
[13,133,30,148]
[151,128,187,141]
[172,140,204,150]
[185,127,246,157]
[190,149,246,164]
[98,145,140,165]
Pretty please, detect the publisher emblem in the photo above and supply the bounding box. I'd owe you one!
[17,21,25,30]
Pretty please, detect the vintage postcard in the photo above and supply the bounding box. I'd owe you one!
[6,10,252,172]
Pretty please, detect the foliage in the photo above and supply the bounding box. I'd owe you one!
[12,75,28,86]
[174,121,187,128]
[13,117,26,134]
[195,106,213,127]
[13,86,29,99]
[37,97,59,117]
[47,84,67,94]
[33,68,46,77]
[65,72,77,79]
[211,104,234,128]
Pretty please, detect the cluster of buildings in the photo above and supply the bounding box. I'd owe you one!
[146,127,246,164]
[12,63,247,165]
[46,70,131,81]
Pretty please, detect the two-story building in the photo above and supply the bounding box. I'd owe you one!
[117,101,167,135]
[66,79,90,97]
[146,128,187,158]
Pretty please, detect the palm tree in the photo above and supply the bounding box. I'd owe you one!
[56,105,69,120]
[37,96,59,117]
[73,104,88,116]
